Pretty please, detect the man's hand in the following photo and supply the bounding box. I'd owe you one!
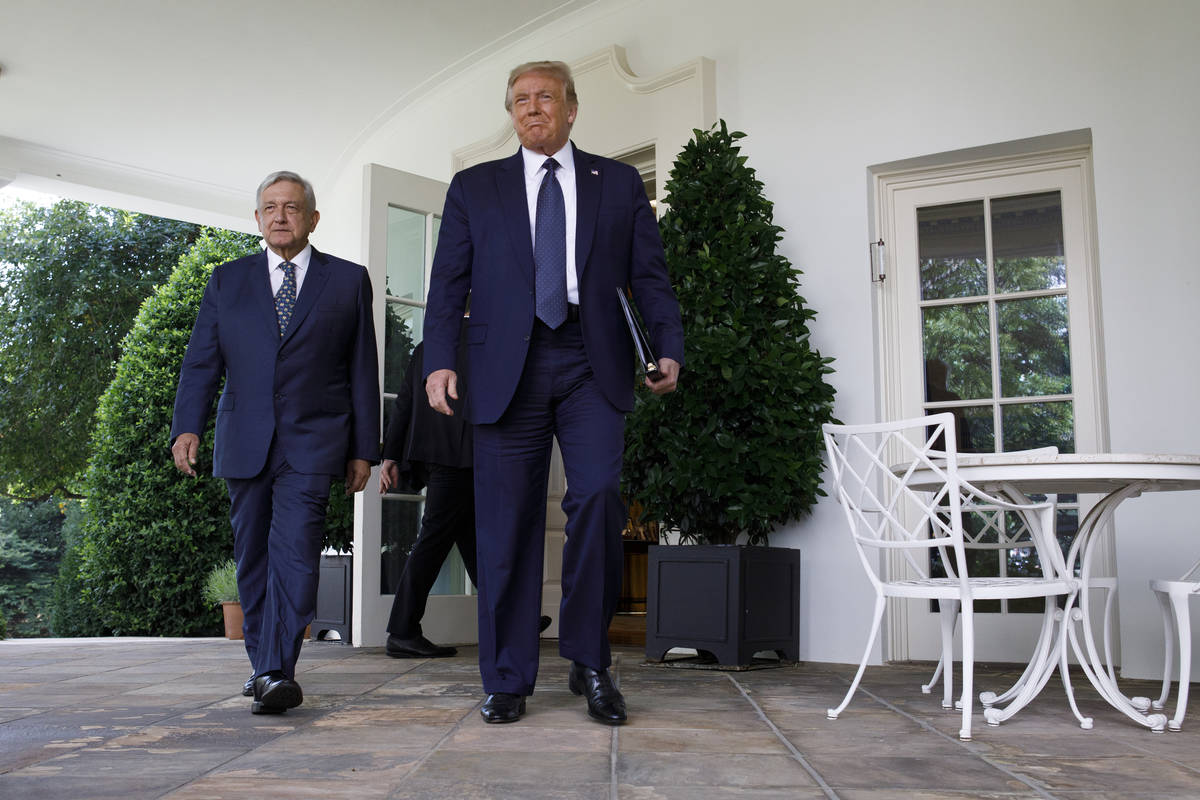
[425,369,458,416]
[379,459,400,494]
[344,459,371,495]
[647,357,681,395]
[171,432,201,477]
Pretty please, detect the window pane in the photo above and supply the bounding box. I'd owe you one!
[429,545,472,596]
[385,206,426,302]
[1002,401,1074,453]
[383,301,421,395]
[918,201,987,300]
[923,404,993,453]
[923,303,992,401]
[992,192,1066,293]
[381,497,422,594]
[997,296,1071,397]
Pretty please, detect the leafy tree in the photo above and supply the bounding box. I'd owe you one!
[76,230,259,635]
[48,499,101,636]
[0,497,69,636]
[623,121,837,546]
[0,201,203,499]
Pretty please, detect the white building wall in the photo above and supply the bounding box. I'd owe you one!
[322,0,1200,674]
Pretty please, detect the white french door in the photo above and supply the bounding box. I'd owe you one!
[875,146,1109,662]
[354,163,480,647]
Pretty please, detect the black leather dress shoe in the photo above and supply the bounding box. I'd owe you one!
[568,661,627,725]
[480,692,526,723]
[242,674,254,697]
[251,673,303,715]
[538,615,553,633]
[386,634,457,658]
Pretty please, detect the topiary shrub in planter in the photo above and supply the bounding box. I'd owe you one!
[623,121,837,665]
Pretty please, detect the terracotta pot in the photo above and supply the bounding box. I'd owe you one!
[221,601,244,640]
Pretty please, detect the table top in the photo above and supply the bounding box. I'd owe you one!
[909,453,1200,495]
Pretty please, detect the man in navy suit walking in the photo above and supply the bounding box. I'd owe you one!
[171,171,379,714]
[423,61,684,725]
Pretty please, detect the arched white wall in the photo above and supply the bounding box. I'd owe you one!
[321,0,1200,672]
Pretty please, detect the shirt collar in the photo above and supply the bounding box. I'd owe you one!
[521,140,574,180]
[265,243,313,271]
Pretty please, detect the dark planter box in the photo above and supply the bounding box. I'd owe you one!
[645,544,800,666]
[312,553,352,643]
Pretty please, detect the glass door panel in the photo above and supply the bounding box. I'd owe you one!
[917,189,1079,612]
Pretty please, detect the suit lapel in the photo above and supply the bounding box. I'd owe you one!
[573,145,601,280]
[281,246,331,345]
[497,150,535,286]
[249,250,281,341]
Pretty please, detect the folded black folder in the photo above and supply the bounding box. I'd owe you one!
[616,287,664,382]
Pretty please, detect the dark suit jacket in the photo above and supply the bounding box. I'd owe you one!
[170,246,380,479]
[382,338,471,492]
[422,144,684,424]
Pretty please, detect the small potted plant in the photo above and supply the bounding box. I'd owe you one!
[202,559,242,640]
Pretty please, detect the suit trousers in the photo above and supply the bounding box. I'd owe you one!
[472,318,626,696]
[226,439,331,679]
[386,465,478,638]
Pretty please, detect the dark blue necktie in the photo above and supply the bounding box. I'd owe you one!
[534,157,568,329]
[275,261,297,337]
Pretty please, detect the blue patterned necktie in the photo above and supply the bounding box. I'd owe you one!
[534,157,568,329]
[275,261,297,337]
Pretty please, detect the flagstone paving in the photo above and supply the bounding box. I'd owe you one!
[1,637,1197,798]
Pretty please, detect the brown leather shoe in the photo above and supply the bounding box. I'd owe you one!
[568,661,627,725]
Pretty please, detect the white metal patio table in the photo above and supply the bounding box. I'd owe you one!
[908,452,1200,732]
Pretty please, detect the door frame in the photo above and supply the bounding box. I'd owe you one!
[869,132,1112,662]
[354,162,476,647]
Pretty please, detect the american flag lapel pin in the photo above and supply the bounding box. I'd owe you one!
[591,169,599,175]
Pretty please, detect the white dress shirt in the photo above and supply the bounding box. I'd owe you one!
[521,141,578,304]
[266,243,313,298]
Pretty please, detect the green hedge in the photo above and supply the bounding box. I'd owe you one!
[69,229,359,635]
[76,231,260,635]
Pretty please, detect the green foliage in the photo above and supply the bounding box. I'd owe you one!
[49,500,103,636]
[77,230,259,635]
[623,121,837,546]
[0,201,203,499]
[0,497,69,636]
[202,558,239,605]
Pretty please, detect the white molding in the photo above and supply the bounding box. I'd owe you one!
[0,135,252,231]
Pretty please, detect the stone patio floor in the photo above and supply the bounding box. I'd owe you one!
[1,637,1198,799]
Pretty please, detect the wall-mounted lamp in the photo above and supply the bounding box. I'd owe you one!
[869,238,886,283]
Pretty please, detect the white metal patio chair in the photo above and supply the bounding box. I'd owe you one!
[1149,556,1200,731]
[918,447,1061,710]
[822,414,1081,740]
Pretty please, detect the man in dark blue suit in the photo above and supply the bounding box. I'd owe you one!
[423,61,684,725]
[170,171,379,715]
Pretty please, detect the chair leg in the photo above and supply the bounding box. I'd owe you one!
[1153,589,1175,712]
[936,600,958,709]
[1169,589,1192,732]
[958,599,975,741]
[828,595,886,721]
